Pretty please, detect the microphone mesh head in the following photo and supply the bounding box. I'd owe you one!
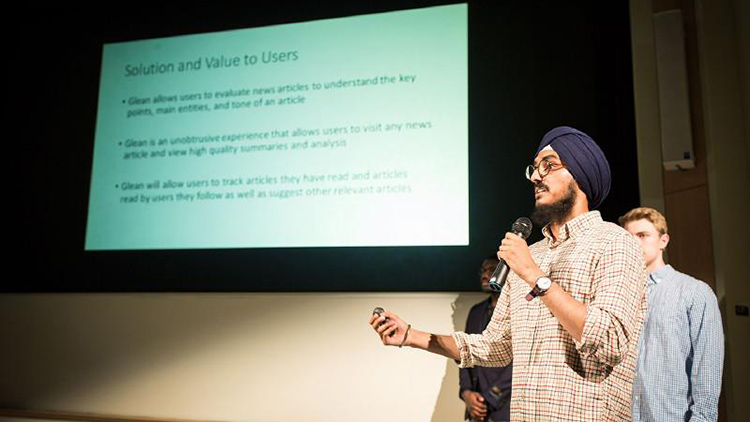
[512,217,533,239]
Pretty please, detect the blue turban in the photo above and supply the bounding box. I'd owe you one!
[535,126,611,209]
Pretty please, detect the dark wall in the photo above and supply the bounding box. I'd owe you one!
[8,1,639,292]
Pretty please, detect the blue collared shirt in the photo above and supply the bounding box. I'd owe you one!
[632,265,724,422]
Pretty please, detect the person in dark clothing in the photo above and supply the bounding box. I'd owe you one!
[459,256,513,421]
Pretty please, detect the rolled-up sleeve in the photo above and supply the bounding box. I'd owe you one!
[575,231,647,368]
[454,282,513,368]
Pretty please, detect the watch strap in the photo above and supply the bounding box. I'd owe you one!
[525,276,551,301]
[525,286,541,301]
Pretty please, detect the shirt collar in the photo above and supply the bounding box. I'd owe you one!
[541,211,602,246]
[649,264,675,285]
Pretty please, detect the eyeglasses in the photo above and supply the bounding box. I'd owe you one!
[525,159,564,180]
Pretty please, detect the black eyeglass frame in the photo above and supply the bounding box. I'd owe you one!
[525,159,565,180]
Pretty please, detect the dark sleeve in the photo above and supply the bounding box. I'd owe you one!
[459,366,474,395]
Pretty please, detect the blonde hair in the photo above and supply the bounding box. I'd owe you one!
[619,207,668,235]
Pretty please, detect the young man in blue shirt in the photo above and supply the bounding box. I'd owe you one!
[620,207,724,422]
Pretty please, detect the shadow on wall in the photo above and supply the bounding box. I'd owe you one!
[429,293,482,422]
[0,294,295,406]
[0,292,481,422]
[718,296,732,421]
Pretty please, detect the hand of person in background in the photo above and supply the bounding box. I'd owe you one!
[461,390,488,421]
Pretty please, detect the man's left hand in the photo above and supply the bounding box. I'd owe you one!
[497,232,543,287]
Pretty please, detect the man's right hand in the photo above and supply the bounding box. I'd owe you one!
[369,310,409,347]
[369,309,461,360]
[461,390,488,421]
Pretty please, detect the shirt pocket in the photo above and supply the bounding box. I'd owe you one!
[647,299,685,337]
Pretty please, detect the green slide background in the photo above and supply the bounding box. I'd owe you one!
[86,4,468,250]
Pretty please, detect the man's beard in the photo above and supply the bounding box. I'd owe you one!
[531,181,578,227]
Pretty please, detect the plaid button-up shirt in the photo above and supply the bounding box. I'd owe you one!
[453,211,647,421]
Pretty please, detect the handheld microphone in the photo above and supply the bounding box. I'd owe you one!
[488,217,533,293]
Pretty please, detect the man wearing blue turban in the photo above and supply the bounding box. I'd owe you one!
[371,126,647,421]
[535,126,611,207]
[530,126,611,227]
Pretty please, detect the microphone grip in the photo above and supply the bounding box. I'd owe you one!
[488,224,530,293]
[488,259,510,293]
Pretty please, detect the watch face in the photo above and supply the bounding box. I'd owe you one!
[537,277,552,289]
